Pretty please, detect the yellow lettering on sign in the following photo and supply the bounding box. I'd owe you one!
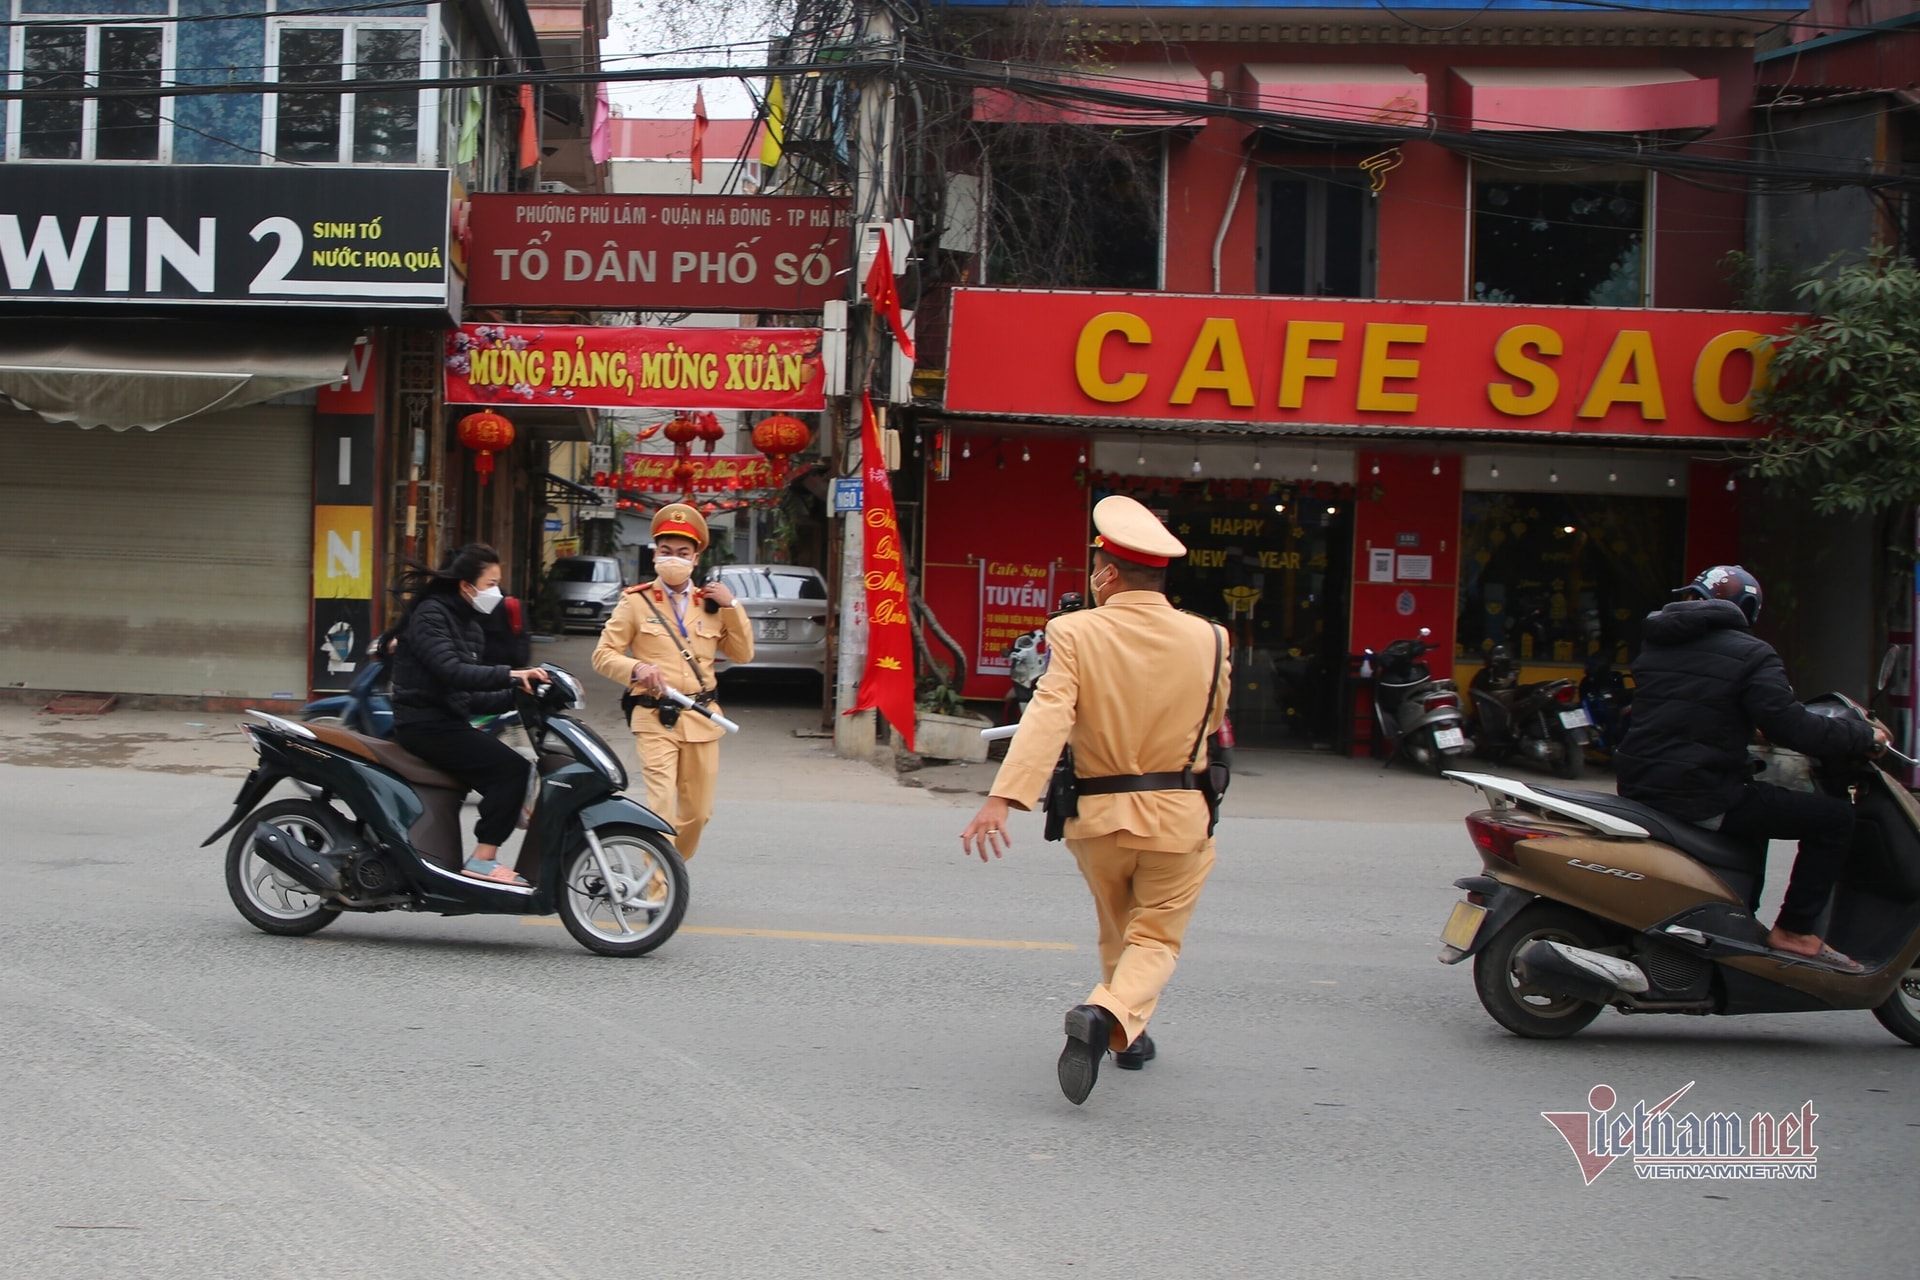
[1074,311,1151,403]
[1278,320,1345,409]
[1188,548,1228,568]
[1356,323,1426,413]
[1692,329,1774,423]
[1578,330,1667,421]
[1488,324,1563,416]
[1169,318,1255,407]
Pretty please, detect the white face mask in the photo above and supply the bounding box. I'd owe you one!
[1090,565,1119,604]
[469,585,503,615]
[655,556,695,588]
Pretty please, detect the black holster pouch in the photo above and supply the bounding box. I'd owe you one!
[1042,746,1078,843]
[621,688,714,730]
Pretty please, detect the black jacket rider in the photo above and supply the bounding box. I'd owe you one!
[390,595,517,727]
[1614,599,1874,821]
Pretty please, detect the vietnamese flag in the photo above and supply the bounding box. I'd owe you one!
[518,83,539,171]
[863,227,916,360]
[690,86,709,184]
[845,392,915,751]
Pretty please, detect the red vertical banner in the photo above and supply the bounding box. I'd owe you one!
[847,394,916,750]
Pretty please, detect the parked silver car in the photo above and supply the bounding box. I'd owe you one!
[710,564,830,681]
[548,556,624,631]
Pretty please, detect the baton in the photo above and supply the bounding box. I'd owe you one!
[660,686,740,734]
[980,724,1019,742]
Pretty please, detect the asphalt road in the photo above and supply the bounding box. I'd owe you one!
[1,751,1915,1279]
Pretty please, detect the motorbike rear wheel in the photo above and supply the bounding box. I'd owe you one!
[1472,902,1608,1039]
[556,824,688,957]
[225,798,348,937]
[1871,962,1920,1046]
[1552,730,1587,781]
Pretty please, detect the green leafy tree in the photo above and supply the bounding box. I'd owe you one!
[1752,252,1920,516]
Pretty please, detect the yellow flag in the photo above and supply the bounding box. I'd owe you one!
[759,77,785,169]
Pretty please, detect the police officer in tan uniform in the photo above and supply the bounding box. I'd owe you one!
[593,504,753,862]
[962,495,1229,1105]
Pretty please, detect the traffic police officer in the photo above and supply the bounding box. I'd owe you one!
[592,503,753,862]
[962,495,1229,1105]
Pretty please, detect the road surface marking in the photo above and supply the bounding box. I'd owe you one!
[519,919,1074,950]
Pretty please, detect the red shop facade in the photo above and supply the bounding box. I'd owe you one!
[920,287,1790,749]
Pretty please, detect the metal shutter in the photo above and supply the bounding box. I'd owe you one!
[0,407,314,698]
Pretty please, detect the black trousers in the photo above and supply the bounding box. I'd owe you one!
[393,720,530,848]
[1717,782,1856,934]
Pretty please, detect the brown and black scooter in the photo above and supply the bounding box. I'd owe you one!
[1435,692,1920,1045]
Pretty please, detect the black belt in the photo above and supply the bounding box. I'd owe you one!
[634,690,715,708]
[1075,771,1203,796]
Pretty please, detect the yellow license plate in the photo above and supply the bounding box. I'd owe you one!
[1440,901,1488,951]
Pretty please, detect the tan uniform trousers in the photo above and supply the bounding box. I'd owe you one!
[637,733,719,861]
[1069,833,1217,1051]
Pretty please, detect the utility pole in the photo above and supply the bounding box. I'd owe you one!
[833,2,898,760]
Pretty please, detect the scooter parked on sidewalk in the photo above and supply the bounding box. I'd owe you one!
[1578,652,1633,762]
[207,664,696,957]
[1365,628,1474,776]
[1467,645,1594,780]
[1435,691,1920,1045]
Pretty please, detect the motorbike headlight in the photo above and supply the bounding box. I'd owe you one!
[545,667,585,708]
[574,730,627,790]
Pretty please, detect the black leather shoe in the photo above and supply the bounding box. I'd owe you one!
[1058,1004,1116,1105]
[1114,1033,1156,1070]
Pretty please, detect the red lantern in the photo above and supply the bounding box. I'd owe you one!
[457,410,515,485]
[695,411,726,454]
[663,413,701,446]
[670,458,698,494]
[752,413,812,484]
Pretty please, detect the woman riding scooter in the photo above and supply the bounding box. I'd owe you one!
[389,543,548,885]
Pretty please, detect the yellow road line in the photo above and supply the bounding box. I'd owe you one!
[519,918,1074,950]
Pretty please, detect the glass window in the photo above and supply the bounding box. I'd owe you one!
[1457,492,1687,668]
[1261,171,1372,298]
[17,24,162,162]
[1473,169,1647,307]
[272,24,424,164]
[768,570,827,600]
[549,559,617,583]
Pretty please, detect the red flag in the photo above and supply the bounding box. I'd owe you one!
[690,87,709,184]
[518,84,539,171]
[845,393,915,751]
[863,228,916,361]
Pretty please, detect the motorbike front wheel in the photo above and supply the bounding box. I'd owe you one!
[1471,902,1608,1039]
[1872,961,1920,1046]
[1406,731,1448,777]
[556,824,689,957]
[225,798,348,937]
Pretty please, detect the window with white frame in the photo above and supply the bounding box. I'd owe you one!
[267,21,432,164]
[8,23,168,161]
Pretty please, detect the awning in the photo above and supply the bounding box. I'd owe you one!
[1241,64,1428,128]
[0,320,359,430]
[971,63,1211,127]
[1451,68,1719,134]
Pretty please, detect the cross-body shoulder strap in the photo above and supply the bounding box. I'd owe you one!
[637,585,711,693]
[1186,617,1223,779]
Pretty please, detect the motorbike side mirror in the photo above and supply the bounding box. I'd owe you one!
[1878,645,1906,694]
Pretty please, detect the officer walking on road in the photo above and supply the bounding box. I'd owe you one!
[593,503,753,863]
[962,495,1230,1105]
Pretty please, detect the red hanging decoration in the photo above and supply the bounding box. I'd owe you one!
[694,411,726,454]
[456,410,516,486]
[752,413,812,484]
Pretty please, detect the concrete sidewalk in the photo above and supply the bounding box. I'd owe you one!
[0,630,1615,823]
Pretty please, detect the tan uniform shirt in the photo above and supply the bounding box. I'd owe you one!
[591,581,754,743]
[990,591,1230,852]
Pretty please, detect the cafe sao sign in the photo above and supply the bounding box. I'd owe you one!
[944,290,1801,440]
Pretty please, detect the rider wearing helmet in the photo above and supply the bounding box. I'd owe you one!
[1615,565,1888,970]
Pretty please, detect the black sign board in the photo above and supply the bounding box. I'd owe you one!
[0,165,450,311]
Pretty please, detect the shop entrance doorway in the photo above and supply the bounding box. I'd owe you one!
[1098,480,1352,748]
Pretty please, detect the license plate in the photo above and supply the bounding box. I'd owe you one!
[756,619,789,641]
[1560,709,1592,729]
[1440,900,1488,951]
[1434,727,1466,750]
[564,605,595,615]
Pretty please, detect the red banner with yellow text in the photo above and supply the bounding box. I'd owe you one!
[945,289,1802,441]
[620,452,781,493]
[445,324,824,411]
[846,394,916,750]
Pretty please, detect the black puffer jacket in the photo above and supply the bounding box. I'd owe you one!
[1614,599,1874,820]
[391,595,515,726]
